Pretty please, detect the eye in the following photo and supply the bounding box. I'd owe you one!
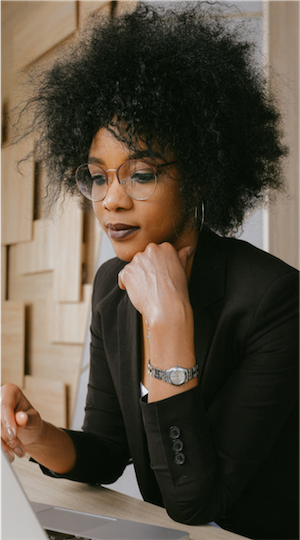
[91,173,106,186]
[131,170,156,183]
[88,165,106,186]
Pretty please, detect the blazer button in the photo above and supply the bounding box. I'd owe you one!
[174,452,185,465]
[172,439,183,452]
[169,426,180,439]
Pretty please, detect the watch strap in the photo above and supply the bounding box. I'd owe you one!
[148,361,199,385]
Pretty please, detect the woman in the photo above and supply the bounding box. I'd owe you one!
[1,3,298,539]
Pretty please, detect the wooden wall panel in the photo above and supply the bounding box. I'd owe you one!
[1,245,7,301]
[24,376,67,428]
[2,1,136,430]
[8,246,82,421]
[83,212,102,285]
[115,1,138,17]
[78,1,110,23]
[16,219,55,275]
[53,198,83,303]
[1,139,35,245]
[1,301,25,388]
[51,284,92,344]
[267,1,299,269]
[13,1,77,68]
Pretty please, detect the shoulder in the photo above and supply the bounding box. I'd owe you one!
[193,228,298,309]
[221,235,299,314]
[204,228,298,281]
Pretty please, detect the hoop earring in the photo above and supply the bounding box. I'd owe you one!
[194,202,205,233]
[199,201,205,232]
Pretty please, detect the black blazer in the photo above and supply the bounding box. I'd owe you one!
[42,229,299,540]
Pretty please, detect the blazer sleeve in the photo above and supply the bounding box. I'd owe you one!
[38,263,131,484]
[140,269,299,525]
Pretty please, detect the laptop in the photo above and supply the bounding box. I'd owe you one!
[1,449,189,540]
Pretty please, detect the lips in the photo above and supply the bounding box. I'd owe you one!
[106,223,140,240]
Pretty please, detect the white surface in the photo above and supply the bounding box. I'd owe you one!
[1,450,47,540]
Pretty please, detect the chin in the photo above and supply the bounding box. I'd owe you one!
[110,243,137,262]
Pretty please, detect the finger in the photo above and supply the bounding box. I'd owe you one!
[1,407,18,446]
[1,418,26,457]
[177,245,194,270]
[118,269,127,290]
[1,439,15,463]
[15,411,29,427]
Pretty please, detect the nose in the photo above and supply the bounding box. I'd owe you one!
[101,170,132,211]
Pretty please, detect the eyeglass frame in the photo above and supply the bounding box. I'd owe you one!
[75,159,178,202]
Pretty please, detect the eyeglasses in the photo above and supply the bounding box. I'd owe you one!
[75,159,177,202]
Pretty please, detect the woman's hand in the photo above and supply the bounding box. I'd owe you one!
[1,383,43,462]
[118,242,194,325]
[118,243,197,402]
[1,383,77,473]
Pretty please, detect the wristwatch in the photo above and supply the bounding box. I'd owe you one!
[148,361,199,386]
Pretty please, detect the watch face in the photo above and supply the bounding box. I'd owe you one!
[170,368,186,385]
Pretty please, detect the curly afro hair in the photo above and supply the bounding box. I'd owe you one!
[20,1,287,235]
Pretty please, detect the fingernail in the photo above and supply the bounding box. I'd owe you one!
[14,446,25,458]
[7,426,15,440]
[7,451,14,463]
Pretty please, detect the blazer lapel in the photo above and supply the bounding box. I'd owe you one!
[117,294,142,417]
[189,229,226,397]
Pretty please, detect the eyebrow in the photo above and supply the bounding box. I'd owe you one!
[88,149,166,165]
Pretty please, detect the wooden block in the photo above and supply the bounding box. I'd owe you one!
[1,301,25,388]
[23,375,67,428]
[51,284,93,344]
[15,219,55,275]
[53,197,83,302]
[115,1,138,17]
[78,1,111,24]
[1,245,7,301]
[267,2,299,269]
[83,211,102,285]
[1,139,35,245]
[13,1,77,69]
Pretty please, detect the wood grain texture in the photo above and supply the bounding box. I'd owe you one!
[267,1,299,269]
[53,197,84,303]
[12,458,247,540]
[82,211,102,285]
[51,284,93,344]
[13,1,77,68]
[115,0,138,17]
[16,219,55,275]
[23,375,67,428]
[1,139,35,245]
[1,300,25,388]
[78,0,110,23]
[1,245,7,301]
[8,247,83,424]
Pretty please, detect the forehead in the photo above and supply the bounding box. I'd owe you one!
[89,128,131,158]
[89,127,175,164]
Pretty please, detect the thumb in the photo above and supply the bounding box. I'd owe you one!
[177,245,195,270]
[15,411,29,428]
[118,269,127,291]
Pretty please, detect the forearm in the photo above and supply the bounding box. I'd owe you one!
[147,299,198,403]
[26,421,76,474]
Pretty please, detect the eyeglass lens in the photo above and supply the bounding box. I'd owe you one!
[76,160,157,201]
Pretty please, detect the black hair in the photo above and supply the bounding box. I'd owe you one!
[18,1,287,235]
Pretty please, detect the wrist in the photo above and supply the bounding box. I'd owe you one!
[147,298,194,334]
[148,361,199,386]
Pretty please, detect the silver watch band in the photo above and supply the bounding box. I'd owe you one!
[148,361,199,386]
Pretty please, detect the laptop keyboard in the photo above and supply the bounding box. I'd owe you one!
[46,530,91,540]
